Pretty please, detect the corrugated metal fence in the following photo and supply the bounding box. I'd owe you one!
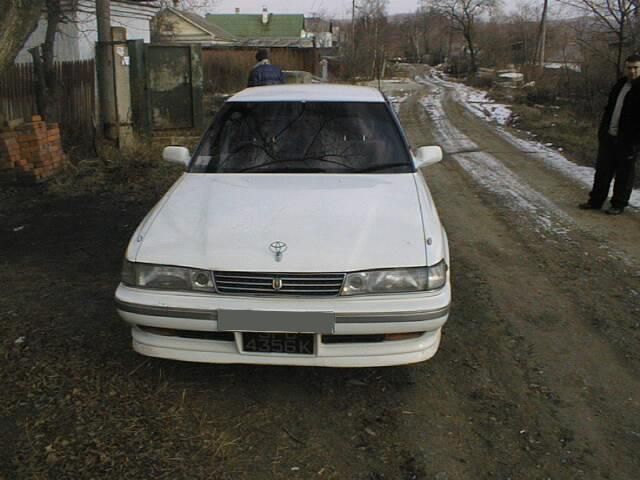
[0,60,95,149]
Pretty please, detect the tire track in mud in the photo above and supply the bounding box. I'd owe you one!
[412,74,640,355]
[418,74,640,274]
[386,77,640,479]
[418,81,576,241]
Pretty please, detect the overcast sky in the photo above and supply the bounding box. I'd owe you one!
[210,0,519,18]
[213,1,425,18]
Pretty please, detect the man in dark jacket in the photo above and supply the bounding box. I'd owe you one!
[580,53,640,215]
[247,49,285,87]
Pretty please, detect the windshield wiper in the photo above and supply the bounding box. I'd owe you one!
[355,162,412,173]
[261,167,328,173]
[235,159,329,173]
[299,155,358,170]
[237,155,358,173]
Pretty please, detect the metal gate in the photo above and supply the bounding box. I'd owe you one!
[148,45,191,129]
[129,42,203,133]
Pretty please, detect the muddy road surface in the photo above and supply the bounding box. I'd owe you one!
[1,70,639,479]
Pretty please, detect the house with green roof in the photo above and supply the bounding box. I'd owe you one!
[151,7,336,48]
[206,8,314,48]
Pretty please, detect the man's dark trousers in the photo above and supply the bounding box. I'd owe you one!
[589,134,637,209]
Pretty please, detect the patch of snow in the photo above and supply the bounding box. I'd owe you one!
[499,72,524,80]
[497,123,640,209]
[457,151,572,238]
[456,89,512,126]
[387,93,409,114]
[416,74,513,126]
[419,90,573,238]
[545,62,582,72]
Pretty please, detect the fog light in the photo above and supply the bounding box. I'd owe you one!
[141,326,177,337]
[383,332,423,341]
[193,272,210,287]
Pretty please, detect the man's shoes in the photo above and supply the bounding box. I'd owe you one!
[605,206,624,215]
[579,202,600,210]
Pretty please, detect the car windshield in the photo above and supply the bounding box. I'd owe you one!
[191,101,414,174]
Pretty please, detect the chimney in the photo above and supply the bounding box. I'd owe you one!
[262,7,269,25]
[235,8,240,14]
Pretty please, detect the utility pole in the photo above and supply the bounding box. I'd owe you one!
[96,0,111,43]
[96,0,117,139]
[534,0,548,69]
[351,0,356,74]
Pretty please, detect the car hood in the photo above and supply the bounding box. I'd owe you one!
[133,173,429,272]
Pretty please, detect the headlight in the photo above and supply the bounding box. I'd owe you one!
[121,260,215,292]
[341,261,447,296]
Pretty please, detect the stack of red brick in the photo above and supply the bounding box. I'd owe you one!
[0,115,67,184]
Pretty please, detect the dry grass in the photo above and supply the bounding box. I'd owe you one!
[491,88,599,167]
[47,142,184,201]
[2,340,235,479]
[508,102,598,166]
[0,163,233,478]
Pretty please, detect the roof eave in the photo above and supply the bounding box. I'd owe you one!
[165,6,236,40]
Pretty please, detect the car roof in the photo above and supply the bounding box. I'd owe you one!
[228,84,386,103]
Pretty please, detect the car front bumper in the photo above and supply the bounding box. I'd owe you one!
[114,283,450,367]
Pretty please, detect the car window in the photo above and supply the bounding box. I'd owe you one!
[191,102,414,174]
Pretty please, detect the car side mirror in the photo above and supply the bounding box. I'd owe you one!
[413,146,443,169]
[162,146,190,168]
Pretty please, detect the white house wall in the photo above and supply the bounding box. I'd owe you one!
[15,18,82,63]
[15,0,160,64]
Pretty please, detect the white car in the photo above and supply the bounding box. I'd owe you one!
[115,84,450,367]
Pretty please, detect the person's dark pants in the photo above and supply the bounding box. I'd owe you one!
[589,134,637,209]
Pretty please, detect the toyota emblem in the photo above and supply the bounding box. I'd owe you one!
[269,241,287,262]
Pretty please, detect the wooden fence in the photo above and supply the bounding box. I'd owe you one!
[0,60,95,150]
[0,63,37,122]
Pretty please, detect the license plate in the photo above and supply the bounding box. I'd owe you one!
[242,332,315,355]
[218,310,335,334]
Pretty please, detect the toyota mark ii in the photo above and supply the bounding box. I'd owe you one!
[115,84,450,367]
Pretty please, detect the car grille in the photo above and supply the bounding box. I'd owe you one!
[213,271,345,296]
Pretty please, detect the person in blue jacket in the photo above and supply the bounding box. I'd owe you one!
[247,49,285,87]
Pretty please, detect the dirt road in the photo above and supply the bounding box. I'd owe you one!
[1,70,639,479]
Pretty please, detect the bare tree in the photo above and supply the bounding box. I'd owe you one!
[404,12,426,61]
[560,0,638,74]
[159,0,217,12]
[348,0,388,79]
[473,13,515,67]
[0,0,46,71]
[507,1,543,65]
[358,0,388,78]
[38,0,73,118]
[400,6,450,63]
[422,0,499,72]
